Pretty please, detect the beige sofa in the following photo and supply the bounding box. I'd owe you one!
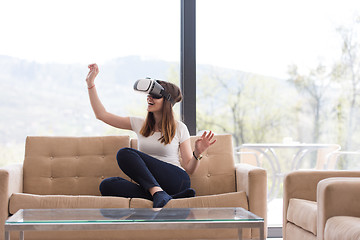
[283,170,360,240]
[0,134,267,240]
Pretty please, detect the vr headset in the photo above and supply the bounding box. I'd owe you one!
[133,77,173,103]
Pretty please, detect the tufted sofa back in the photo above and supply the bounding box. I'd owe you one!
[23,136,131,195]
[188,134,236,196]
[23,134,236,196]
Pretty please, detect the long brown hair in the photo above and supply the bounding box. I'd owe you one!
[140,80,182,145]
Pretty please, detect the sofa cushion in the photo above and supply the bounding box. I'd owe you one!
[130,191,248,209]
[9,193,130,215]
[324,216,360,240]
[129,192,250,240]
[189,135,236,196]
[23,136,131,196]
[285,222,317,240]
[287,198,317,235]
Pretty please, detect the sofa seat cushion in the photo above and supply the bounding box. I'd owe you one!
[287,198,317,235]
[9,193,130,214]
[130,191,248,209]
[129,191,250,240]
[285,222,316,240]
[324,216,360,240]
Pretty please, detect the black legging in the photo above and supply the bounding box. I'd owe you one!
[99,148,191,200]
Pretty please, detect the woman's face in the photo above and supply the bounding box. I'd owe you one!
[147,95,164,113]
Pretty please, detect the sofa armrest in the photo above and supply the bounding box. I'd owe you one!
[317,177,360,240]
[0,163,23,240]
[283,170,360,238]
[235,163,267,222]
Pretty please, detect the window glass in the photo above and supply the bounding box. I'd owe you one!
[197,0,360,145]
[0,0,180,167]
[197,0,360,227]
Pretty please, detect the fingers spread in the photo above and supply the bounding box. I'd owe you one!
[201,131,207,138]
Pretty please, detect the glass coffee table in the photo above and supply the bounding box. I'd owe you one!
[5,207,264,240]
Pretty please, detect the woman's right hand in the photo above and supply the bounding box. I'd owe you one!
[86,63,99,87]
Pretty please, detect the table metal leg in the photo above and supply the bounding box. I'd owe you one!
[292,149,310,170]
[20,231,24,240]
[259,223,264,240]
[5,231,10,240]
[238,227,243,240]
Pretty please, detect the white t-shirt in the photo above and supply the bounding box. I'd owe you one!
[130,117,190,169]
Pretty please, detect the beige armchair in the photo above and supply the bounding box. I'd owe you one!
[318,177,360,240]
[283,170,360,240]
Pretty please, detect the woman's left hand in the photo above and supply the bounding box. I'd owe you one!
[194,131,216,156]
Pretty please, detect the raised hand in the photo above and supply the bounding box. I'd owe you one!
[86,63,99,87]
[194,131,216,156]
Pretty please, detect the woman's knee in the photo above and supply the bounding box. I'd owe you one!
[116,147,134,166]
[117,147,133,158]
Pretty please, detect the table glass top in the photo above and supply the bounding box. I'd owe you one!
[6,208,263,224]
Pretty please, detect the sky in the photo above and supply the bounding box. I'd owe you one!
[1,0,360,78]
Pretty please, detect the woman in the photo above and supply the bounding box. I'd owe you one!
[86,63,216,208]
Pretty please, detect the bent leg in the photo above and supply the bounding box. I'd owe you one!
[116,148,195,207]
[99,177,152,200]
[117,148,192,195]
[116,148,161,191]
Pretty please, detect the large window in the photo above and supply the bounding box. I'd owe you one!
[196,0,360,228]
[196,0,360,146]
[0,0,180,167]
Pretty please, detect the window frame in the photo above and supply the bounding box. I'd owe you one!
[180,0,197,135]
